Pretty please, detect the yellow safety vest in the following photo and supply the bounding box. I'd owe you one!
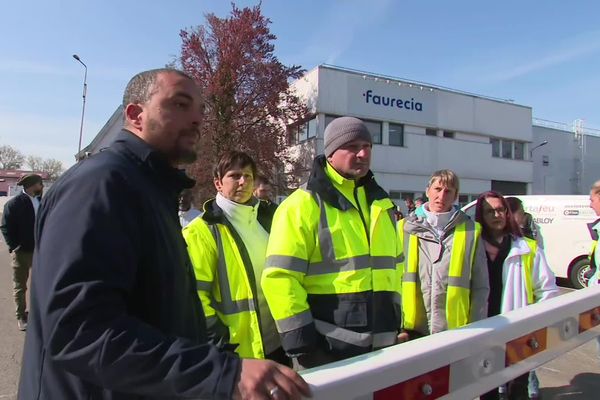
[399,218,482,330]
[183,219,265,359]
[522,237,537,305]
[263,161,400,353]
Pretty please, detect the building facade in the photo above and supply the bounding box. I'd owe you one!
[82,65,598,210]
[531,119,600,195]
[288,65,534,210]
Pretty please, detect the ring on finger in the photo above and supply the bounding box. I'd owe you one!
[269,386,280,398]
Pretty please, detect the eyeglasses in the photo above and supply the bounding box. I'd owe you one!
[484,207,507,217]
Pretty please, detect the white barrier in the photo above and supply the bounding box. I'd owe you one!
[300,286,600,399]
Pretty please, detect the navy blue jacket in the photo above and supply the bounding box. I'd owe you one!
[1,191,36,252]
[19,130,240,399]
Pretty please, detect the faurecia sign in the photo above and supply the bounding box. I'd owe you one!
[363,89,423,112]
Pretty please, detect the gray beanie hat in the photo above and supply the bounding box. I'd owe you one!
[324,117,372,157]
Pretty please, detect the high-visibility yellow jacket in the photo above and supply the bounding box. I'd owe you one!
[262,156,401,358]
[399,213,489,335]
[183,199,276,359]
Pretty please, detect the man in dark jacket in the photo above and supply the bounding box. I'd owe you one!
[18,69,309,400]
[1,174,43,331]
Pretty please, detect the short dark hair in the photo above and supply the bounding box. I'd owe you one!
[213,151,257,180]
[122,68,193,108]
[255,174,271,186]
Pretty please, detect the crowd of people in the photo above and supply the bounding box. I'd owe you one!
[2,67,598,400]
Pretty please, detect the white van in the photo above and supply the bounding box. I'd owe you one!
[462,195,596,288]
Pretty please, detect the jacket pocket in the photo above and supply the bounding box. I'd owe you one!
[333,300,367,328]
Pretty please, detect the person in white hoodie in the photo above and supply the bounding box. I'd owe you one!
[183,150,285,365]
[475,191,558,400]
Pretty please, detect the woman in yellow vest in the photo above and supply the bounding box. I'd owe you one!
[587,180,600,287]
[183,151,286,363]
[475,191,558,400]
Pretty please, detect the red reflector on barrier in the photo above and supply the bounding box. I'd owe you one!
[373,365,450,400]
[506,327,547,366]
[579,307,600,333]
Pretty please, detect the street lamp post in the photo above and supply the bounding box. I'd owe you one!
[529,140,548,160]
[73,54,87,158]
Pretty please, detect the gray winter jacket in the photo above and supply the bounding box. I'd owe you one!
[401,210,489,336]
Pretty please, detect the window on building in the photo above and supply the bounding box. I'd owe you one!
[426,128,437,136]
[389,123,404,146]
[288,116,317,144]
[364,120,382,144]
[298,123,308,142]
[490,138,500,157]
[443,130,455,138]
[514,141,525,160]
[501,140,513,159]
[458,194,470,207]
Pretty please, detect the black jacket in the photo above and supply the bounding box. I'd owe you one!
[19,130,240,400]
[1,191,36,252]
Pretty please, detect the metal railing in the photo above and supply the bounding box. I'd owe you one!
[300,286,600,399]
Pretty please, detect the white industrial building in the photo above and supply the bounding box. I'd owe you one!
[81,64,599,209]
[289,65,534,206]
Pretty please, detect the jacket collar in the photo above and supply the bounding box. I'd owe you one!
[112,129,195,191]
[404,209,469,240]
[201,197,273,233]
[305,155,389,210]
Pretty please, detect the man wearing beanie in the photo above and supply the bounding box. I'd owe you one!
[262,116,401,369]
[1,174,44,331]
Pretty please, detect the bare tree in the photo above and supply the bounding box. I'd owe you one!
[0,145,25,170]
[26,155,44,171]
[41,158,64,180]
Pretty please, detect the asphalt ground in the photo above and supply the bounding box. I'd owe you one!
[0,245,599,399]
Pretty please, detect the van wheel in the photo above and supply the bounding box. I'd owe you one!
[569,259,591,289]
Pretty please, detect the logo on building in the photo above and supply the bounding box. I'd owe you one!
[363,90,423,111]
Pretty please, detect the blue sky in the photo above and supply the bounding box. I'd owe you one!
[1,0,599,169]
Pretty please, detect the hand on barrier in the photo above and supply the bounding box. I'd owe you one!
[397,331,410,343]
[234,358,312,400]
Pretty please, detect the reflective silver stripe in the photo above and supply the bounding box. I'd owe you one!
[372,331,397,348]
[447,276,471,289]
[213,299,255,314]
[308,255,371,275]
[266,255,308,274]
[402,272,418,283]
[275,309,313,333]
[461,219,477,281]
[196,280,212,291]
[371,255,396,270]
[396,254,405,264]
[209,225,255,316]
[315,193,336,262]
[314,319,373,347]
[402,230,412,275]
